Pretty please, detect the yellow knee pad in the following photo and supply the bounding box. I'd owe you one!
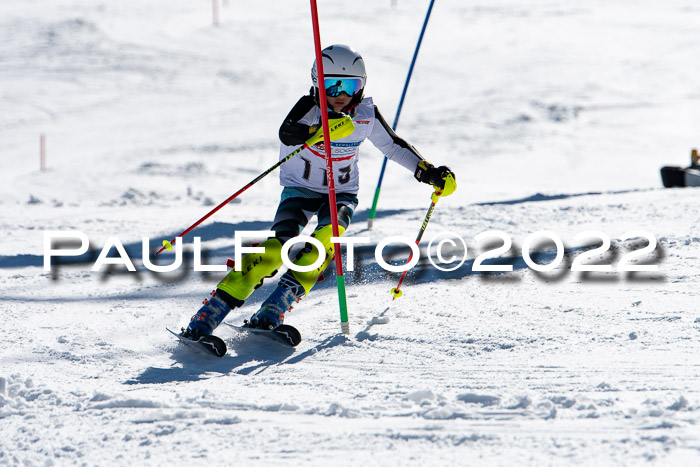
[291,224,346,295]
[217,238,283,300]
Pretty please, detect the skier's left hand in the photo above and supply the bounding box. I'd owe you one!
[414,161,457,197]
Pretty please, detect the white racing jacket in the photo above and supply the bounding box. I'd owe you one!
[278,97,424,194]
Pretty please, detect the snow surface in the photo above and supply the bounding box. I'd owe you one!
[2,0,700,465]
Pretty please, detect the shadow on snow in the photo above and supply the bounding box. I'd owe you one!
[125,332,354,384]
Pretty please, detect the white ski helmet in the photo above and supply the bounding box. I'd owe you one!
[311,44,366,114]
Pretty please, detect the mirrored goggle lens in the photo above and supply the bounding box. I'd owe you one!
[324,78,363,97]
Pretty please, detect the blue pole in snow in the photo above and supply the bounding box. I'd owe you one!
[367,0,435,229]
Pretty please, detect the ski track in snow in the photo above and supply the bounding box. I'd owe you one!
[2,0,700,465]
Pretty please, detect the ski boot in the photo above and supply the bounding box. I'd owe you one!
[247,273,304,330]
[183,289,244,339]
[245,224,346,330]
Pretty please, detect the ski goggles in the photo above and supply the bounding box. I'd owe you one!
[324,77,363,97]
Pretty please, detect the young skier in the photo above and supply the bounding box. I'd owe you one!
[182,44,456,338]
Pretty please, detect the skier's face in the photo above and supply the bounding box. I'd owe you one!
[327,93,352,112]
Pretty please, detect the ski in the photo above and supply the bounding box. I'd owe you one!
[166,327,227,357]
[223,322,302,347]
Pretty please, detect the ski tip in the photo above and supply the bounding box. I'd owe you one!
[168,327,227,357]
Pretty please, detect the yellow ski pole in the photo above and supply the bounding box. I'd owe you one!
[156,117,355,256]
[390,188,442,299]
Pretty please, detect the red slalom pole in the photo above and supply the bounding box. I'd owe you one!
[309,0,350,334]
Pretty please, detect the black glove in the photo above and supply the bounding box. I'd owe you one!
[414,161,454,190]
[279,121,315,145]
